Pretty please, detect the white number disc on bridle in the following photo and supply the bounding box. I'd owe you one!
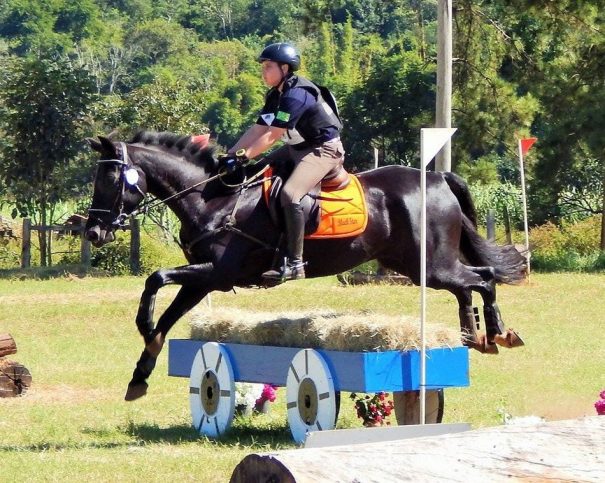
[286,348,336,444]
[189,342,235,438]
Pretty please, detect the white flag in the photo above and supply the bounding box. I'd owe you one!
[421,128,457,167]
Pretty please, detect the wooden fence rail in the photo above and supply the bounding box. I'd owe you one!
[20,218,140,274]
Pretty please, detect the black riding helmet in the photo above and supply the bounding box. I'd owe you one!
[258,43,300,71]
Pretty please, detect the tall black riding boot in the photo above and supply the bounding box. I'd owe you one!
[262,202,306,282]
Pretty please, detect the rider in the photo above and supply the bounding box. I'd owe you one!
[227,42,345,282]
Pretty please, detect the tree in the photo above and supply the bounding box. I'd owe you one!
[0,53,97,266]
[342,47,435,170]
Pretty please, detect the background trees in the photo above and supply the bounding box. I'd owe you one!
[0,53,97,265]
[0,0,602,252]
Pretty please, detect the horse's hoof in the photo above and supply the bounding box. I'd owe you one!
[124,382,148,401]
[465,335,499,355]
[478,335,499,354]
[494,329,525,348]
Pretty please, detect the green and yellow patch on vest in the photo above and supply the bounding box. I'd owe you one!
[276,111,290,122]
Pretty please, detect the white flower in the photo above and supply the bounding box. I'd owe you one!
[235,382,264,407]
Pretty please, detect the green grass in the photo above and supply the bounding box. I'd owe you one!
[1,274,604,481]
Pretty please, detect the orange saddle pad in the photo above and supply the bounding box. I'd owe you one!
[263,168,368,239]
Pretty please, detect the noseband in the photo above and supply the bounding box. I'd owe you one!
[88,142,142,229]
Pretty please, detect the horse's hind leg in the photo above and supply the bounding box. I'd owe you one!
[383,258,498,354]
[469,266,524,349]
[450,285,499,355]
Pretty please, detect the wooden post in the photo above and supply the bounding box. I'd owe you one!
[503,205,513,244]
[435,0,453,172]
[80,233,91,266]
[129,218,141,275]
[393,390,442,425]
[47,228,52,267]
[486,210,495,241]
[21,218,31,268]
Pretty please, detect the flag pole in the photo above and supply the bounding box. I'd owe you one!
[518,139,531,277]
[420,129,428,425]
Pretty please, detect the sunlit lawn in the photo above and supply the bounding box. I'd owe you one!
[0,273,603,481]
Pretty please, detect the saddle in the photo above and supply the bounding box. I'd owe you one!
[262,160,368,239]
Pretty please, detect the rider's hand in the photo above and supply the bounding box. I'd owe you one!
[219,149,248,173]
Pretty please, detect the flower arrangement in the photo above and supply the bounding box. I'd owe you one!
[595,390,605,416]
[350,392,395,427]
[234,383,278,415]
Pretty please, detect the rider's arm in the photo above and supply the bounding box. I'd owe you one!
[242,126,286,160]
[228,124,269,154]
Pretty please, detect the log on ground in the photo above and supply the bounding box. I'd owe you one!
[230,417,605,482]
[0,359,32,397]
[0,333,17,358]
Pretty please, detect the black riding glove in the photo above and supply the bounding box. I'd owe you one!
[219,149,248,173]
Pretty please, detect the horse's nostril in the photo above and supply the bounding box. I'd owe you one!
[85,229,99,242]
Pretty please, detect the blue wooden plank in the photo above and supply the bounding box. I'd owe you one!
[168,339,469,392]
[362,351,406,392]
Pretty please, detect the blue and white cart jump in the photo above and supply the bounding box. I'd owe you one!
[168,339,469,443]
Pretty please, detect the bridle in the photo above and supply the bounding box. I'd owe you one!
[87,142,140,229]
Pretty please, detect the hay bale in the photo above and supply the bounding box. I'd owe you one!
[189,308,461,352]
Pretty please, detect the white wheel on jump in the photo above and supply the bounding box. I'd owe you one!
[189,342,235,438]
[286,348,336,444]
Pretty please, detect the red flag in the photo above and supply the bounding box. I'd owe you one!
[520,137,537,156]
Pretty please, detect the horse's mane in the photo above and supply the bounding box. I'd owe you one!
[129,131,218,170]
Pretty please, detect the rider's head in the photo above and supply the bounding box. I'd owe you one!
[258,43,300,87]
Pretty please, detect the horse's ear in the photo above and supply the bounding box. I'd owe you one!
[98,136,118,157]
[87,137,103,152]
[191,134,210,150]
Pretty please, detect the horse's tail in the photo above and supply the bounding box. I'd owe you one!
[442,171,478,228]
[443,172,526,284]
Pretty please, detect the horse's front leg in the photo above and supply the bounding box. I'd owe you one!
[126,263,216,401]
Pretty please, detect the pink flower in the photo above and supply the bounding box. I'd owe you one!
[595,399,605,416]
[255,384,278,406]
[600,389,605,400]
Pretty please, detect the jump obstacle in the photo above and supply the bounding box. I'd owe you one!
[168,311,469,443]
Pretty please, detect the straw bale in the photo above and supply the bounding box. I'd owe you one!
[189,308,461,352]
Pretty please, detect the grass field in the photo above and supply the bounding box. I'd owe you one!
[0,273,603,482]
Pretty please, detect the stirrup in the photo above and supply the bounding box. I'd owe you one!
[262,258,306,282]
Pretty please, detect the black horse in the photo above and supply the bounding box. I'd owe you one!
[85,132,526,401]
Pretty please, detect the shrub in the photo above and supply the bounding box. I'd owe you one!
[139,231,186,274]
[90,232,132,275]
[469,182,523,227]
[530,215,603,272]
[0,238,20,269]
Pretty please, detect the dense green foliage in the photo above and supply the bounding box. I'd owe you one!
[0,0,603,268]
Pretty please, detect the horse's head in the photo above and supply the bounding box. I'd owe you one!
[85,136,146,247]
